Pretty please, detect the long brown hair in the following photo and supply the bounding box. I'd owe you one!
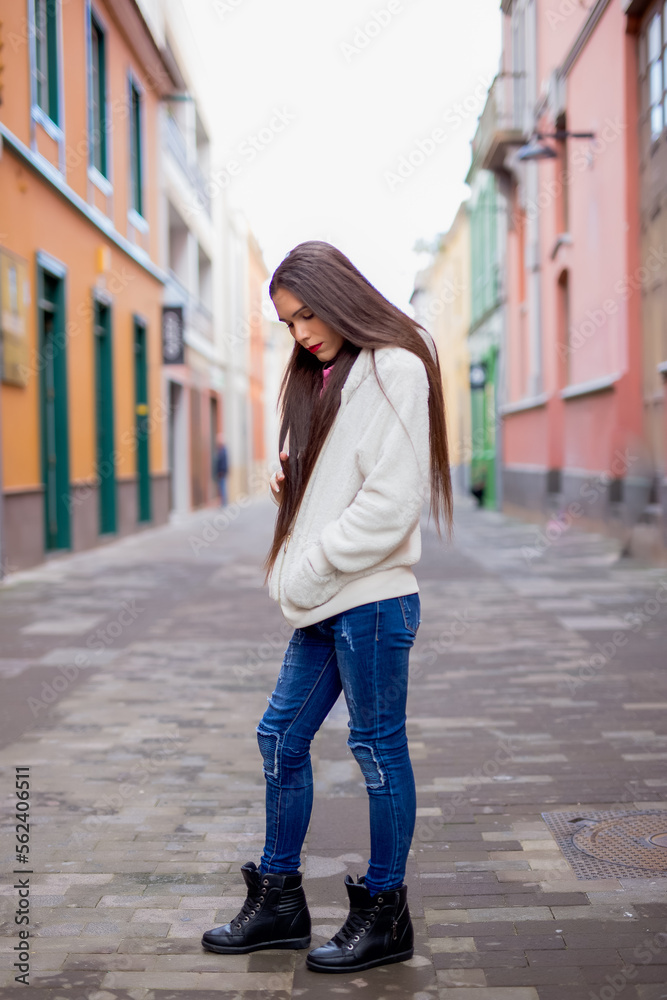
[263,241,453,582]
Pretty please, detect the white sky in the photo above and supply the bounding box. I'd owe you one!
[184,0,502,311]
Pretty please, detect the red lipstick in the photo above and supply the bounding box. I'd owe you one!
[308,343,323,353]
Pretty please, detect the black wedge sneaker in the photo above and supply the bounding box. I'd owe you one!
[201,861,311,954]
[306,874,413,973]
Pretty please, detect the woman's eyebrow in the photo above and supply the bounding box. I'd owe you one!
[278,305,309,323]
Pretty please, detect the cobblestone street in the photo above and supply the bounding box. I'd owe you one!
[1,496,667,1000]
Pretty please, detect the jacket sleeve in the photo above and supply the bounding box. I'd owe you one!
[283,351,430,608]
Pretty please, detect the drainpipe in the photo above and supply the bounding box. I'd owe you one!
[0,380,4,580]
[526,159,543,399]
[0,133,4,578]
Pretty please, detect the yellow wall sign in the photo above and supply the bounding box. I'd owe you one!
[0,247,30,387]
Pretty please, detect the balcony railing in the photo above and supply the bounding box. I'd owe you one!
[164,114,212,217]
[472,73,528,173]
[165,113,189,175]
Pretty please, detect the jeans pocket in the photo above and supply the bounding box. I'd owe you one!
[398,593,421,635]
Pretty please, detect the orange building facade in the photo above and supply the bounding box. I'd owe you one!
[0,0,174,570]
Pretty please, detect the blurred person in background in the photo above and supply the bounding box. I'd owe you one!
[216,435,229,507]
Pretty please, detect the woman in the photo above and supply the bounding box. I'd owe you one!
[202,241,452,974]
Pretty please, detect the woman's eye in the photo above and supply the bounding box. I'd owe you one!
[303,313,314,320]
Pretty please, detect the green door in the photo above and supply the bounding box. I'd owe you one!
[482,348,497,510]
[38,267,71,550]
[94,300,116,534]
[134,318,151,522]
[470,347,498,510]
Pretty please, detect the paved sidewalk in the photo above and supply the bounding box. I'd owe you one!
[1,495,666,1000]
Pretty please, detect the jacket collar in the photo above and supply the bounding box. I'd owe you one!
[338,330,436,407]
[339,348,374,407]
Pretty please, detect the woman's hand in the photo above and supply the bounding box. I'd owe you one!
[270,451,289,502]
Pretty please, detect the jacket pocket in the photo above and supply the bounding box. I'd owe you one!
[398,593,421,635]
[282,546,340,610]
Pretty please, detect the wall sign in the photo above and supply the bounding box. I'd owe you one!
[0,248,30,387]
[162,305,184,364]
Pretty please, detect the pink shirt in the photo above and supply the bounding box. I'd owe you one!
[319,362,335,397]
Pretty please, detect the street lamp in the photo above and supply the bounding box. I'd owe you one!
[516,129,596,161]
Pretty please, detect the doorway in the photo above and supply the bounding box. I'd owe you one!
[38,261,70,551]
[94,298,116,534]
[133,317,151,523]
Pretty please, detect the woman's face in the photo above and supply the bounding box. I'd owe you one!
[272,287,345,364]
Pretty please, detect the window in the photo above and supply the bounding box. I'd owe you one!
[129,81,144,216]
[645,3,667,141]
[90,15,107,176]
[34,0,59,124]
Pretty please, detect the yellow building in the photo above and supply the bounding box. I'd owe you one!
[411,202,472,494]
[0,0,175,570]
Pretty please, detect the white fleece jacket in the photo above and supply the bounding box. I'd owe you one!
[267,342,432,628]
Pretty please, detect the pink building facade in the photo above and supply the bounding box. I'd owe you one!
[483,0,667,555]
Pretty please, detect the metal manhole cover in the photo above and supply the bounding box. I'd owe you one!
[541,809,667,879]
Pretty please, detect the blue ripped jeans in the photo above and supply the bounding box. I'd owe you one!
[256,593,420,895]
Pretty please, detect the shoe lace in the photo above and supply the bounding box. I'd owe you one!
[231,883,264,928]
[333,905,379,946]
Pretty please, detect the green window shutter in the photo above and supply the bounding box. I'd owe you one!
[34,0,48,116]
[90,18,107,175]
[34,0,59,124]
[130,84,143,216]
[46,0,58,123]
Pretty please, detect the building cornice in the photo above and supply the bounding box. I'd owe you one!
[561,0,615,78]
[621,0,654,17]
[500,392,550,416]
[0,122,167,284]
[105,0,180,96]
[560,372,620,399]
